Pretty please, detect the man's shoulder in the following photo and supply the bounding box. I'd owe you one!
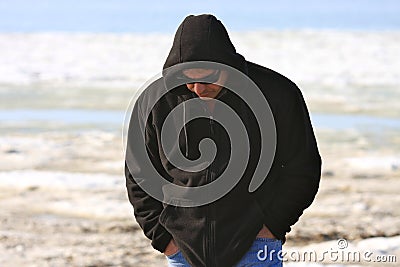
[246,61,301,101]
[247,61,296,88]
[132,77,170,120]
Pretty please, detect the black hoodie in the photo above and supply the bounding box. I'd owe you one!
[125,14,321,267]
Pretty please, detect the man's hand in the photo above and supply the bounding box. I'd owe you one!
[164,239,179,256]
[257,224,276,239]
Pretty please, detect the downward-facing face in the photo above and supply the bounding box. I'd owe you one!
[181,68,228,100]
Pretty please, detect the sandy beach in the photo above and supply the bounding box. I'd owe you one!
[1,128,399,267]
[1,30,399,266]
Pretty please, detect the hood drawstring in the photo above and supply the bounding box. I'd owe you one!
[183,99,189,158]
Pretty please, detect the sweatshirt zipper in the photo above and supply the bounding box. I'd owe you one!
[206,114,217,267]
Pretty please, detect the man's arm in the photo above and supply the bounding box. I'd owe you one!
[125,99,172,253]
[254,83,322,241]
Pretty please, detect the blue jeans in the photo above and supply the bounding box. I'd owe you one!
[166,238,283,267]
[165,249,190,267]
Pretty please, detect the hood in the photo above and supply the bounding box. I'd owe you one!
[163,14,246,72]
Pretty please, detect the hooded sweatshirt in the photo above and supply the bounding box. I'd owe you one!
[125,14,321,267]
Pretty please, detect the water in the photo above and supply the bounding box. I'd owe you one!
[1,0,400,33]
[0,109,123,125]
[1,109,399,133]
[0,31,399,118]
[0,29,399,151]
[311,114,400,131]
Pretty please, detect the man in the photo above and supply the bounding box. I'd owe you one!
[125,14,321,267]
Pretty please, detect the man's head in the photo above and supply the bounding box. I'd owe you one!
[162,14,246,97]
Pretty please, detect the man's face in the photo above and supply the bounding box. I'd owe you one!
[182,68,227,100]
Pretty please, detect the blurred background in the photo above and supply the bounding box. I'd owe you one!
[0,0,399,266]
